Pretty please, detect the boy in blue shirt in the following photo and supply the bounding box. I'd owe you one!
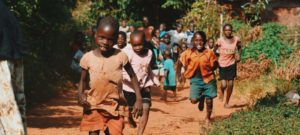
[162,50,177,101]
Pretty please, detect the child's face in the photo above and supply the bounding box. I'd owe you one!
[193,34,205,51]
[117,34,126,48]
[131,35,144,54]
[163,35,170,44]
[208,39,214,48]
[129,26,135,32]
[159,24,165,31]
[155,29,160,38]
[181,44,187,51]
[224,26,233,38]
[95,26,116,52]
[176,25,183,33]
[121,20,127,27]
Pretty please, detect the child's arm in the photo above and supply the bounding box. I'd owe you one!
[236,40,242,62]
[176,59,183,79]
[124,62,143,118]
[165,69,169,85]
[78,69,90,108]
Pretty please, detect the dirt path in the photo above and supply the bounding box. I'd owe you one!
[27,83,247,135]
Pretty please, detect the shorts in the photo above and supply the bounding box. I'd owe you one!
[80,110,124,134]
[190,79,217,99]
[123,88,151,109]
[152,67,164,77]
[163,86,176,91]
[219,63,237,80]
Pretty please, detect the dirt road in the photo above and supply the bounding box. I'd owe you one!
[27,83,247,135]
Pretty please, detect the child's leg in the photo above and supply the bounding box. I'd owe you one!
[106,116,124,135]
[205,98,213,123]
[219,80,227,101]
[128,107,137,128]
[224,80,234,107]
[89,130,100,135]
[137,103,150,135]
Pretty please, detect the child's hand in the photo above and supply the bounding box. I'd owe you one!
[132,99,143,119]
[78,92,91,108]
[235,54,241,63]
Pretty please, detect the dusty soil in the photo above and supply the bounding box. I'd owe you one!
[27,82,248,135]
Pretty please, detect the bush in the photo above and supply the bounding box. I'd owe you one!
[210,92,300,135]
[242,23,293,66]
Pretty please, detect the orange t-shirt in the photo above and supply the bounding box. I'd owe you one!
[80,49,128,116]
[216,36,240,67]
[179,48,217,83]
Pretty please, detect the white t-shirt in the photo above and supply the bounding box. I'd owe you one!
[119,26,129,32]
[122,47,156,92]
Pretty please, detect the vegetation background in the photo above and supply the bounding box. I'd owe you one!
[4,0,300,134]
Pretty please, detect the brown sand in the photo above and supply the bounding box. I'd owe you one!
[27,82,247,135]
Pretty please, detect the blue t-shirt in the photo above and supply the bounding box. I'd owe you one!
[70,49,83,74]
[163,59,176,86]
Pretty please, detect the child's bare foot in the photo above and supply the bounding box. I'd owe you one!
[160,97,167,102]
[205,118,211,125]
[128,117,137,128]
[224,103,232,108]
[219,94,224,102]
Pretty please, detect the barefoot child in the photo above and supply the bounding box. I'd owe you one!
[162,50,177,101]
[122,31,158,135]
[215,24,242,108]
[78,16,143,135]
[177,31,218,123]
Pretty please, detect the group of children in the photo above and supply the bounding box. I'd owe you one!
[76,16,242,135]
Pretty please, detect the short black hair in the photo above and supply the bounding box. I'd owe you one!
[96,16,119,33]
[223,23,233,30]
[130,30,145,42]
[193,31,207,44]
[118,31,127,41]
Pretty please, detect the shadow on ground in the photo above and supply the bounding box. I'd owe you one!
[27,89,82,128]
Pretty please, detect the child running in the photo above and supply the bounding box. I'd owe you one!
[162,50,177,101]
[177,31,218,123]
[114,31,128,49]
[122,30,157,135]
[215,23,242,108]
[78,16,143,135]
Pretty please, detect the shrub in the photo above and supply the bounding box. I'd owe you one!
[242,23,293,66]
[210,92,300,135]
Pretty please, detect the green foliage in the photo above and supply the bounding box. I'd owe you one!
[241,0,270,25]
[242,23,293,66]
[230,19,251,43]
[181,0,223,38]
[210,92,300,135]
[161,0,193,10]
[6,0,77,107]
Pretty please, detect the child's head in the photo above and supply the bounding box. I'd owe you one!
[223,23,233,38]
[176,23,183,33]
[130,30,146,55]
[142,16,150,27]
[159,23,166,31]
[162,33,171,44]
[117,31,127,49]
[121,19,127,27]
[192,31,206,51]
[207,37,214,49]
[163,50,171,59]
[179,38,188,51]
[95,16,119,52]
[129,25,135,32]
[153,29,160,38]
